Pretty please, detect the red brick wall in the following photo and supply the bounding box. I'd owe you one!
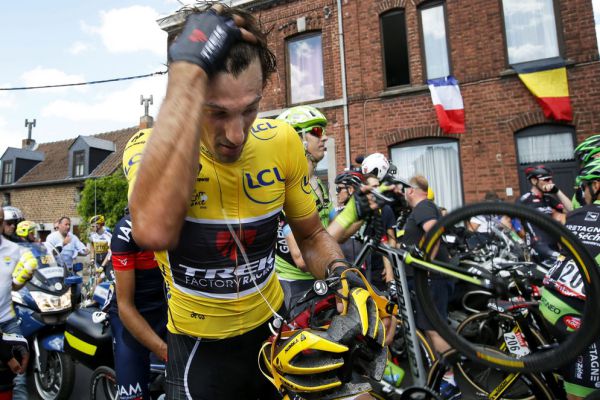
[1,184,83,230]
[252,0,600,203]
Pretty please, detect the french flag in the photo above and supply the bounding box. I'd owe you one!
[427,76,465,134]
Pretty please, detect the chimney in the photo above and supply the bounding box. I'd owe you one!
[139,95,154,129]
[23,119,36,149]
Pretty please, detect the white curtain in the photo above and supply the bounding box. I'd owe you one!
[391,142,463,211]
[502,0,559,64]
[516,132,573,163]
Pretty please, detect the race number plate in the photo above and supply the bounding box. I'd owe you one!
[503,331,530,358]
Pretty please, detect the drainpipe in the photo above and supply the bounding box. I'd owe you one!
[336,0,351,169]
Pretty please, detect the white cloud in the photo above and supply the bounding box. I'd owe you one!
[40,75,167,125]
[83,6,167,56]
[20,67,86,93]
[68,41,89,55]
[0,116,22,156]
[502,0,546,17]
[0,85,16,109]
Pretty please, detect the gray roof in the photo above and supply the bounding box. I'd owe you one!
[1,147,45,162]
[72,135,116,152]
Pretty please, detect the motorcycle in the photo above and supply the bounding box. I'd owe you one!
[12,242,82,400]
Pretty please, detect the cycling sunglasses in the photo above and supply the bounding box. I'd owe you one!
[336,186,347,194]
[303,125,326,138]
[4,220,17,226]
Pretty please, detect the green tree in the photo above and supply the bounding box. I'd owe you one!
[77,170,128,239]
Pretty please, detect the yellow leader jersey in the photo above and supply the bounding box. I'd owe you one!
[123,119,316,339]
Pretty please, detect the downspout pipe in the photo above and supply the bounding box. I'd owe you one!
[336,0,351,169]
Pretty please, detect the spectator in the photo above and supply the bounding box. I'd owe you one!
[45,217,88,270]
[401,175,458,396]
[518,165,571,261]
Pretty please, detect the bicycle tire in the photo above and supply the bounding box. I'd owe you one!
[456,313,558,399]
[415,202,600,372]
[427,349,555,400]
[89,366,118,400]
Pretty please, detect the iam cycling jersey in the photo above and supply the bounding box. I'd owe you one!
[110,214,166,313]
[275,177,332,281]
[123,119,315,339]
[89,230,112,265]
[517,191,564,257]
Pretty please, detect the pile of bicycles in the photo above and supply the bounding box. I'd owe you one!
[346,201,600,399]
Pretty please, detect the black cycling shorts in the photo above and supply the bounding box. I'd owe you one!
[165,319,281,400]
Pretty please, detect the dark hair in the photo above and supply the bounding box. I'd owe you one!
[484,191,500,202]
[175,4,276,87]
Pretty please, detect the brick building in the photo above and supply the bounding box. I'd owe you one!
[161,0,600,211]
[0,127,139,239]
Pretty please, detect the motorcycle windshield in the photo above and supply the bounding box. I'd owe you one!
[22,243,66,292]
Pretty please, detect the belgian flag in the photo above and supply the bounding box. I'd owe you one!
[512,59,573,122]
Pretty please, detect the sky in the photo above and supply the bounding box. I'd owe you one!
[0,1,196,157]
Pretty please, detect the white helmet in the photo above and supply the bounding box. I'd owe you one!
[2,206,24,222]
[361,153,390,181]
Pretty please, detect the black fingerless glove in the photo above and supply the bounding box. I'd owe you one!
[353,191,374,220]
[548,185,559,194]
[168,10,241,74]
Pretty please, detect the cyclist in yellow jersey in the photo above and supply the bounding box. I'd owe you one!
[122,4,373,399]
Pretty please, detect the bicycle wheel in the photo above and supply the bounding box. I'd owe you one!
[89,366,118,400]
[427,349,555,400]
[414,202,600,373]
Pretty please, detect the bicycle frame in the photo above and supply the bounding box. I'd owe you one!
[353,237,428,387]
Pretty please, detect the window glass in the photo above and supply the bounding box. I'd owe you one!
[73,151,85,177]
[502,0,559,64]
[381,10,410,87]
[2,161,13,184]
[391,140,463,211]
[421,3,450,79]
[516,132,573,163]
[515,125,577,197]
[287,34,324,104]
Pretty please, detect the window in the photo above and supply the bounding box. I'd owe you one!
[514,124,577,197]
[2,161,13,184]
[287,33,324,104]
[381,9,410,87]
[501,0,560,64]
[420,2,450,79]
[73,151,85,177]
[594,0,600,56]
[390,139,463,211]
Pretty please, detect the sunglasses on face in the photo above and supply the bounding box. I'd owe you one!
[304,126,325,139]
[4,220,17,226]
[539,177,553,182]
[336,186,347,194]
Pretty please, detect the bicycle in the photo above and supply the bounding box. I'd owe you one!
[351,199,600,383]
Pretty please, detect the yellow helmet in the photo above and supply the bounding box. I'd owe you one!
[89,215,105,225]
[16,221,36,238]
[260,286,387,399]
[427,186,435,201]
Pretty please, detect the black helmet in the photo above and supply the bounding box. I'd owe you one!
[524,165,552,180]
[334,171,363,188]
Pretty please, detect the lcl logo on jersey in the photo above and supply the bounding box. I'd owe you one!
[243,167,285,204]
[250,121,278,140]
[123,152,142,176]
[191,191,208,208]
